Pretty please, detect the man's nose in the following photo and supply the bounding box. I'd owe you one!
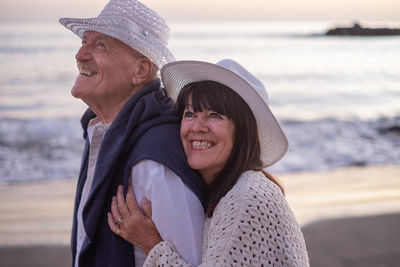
[75,44,92,61]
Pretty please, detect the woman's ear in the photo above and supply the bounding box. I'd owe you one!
[131,57,153,85]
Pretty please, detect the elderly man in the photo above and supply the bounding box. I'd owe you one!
[59,0,206,266]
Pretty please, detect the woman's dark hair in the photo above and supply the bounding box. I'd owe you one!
[175,80,284,217]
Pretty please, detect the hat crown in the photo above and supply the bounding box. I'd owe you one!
[217,59,269,105]
[98,0,169,45]
[59,0,175,68]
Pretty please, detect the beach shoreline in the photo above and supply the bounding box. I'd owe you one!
[1,165,399,266]
[281,165,400,226]
[0,179,76,246]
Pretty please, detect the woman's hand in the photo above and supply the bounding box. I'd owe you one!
[107,185,163,254]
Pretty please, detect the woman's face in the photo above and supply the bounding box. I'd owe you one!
[180,95,235,185]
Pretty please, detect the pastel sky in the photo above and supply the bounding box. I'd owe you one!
[1,0,399,22]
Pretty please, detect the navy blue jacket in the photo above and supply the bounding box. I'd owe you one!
[71,80,207,266]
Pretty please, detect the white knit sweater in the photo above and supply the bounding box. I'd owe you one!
[144,170,309,266]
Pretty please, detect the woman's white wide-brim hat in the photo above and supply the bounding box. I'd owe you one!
[161,59,288,168]
[59,0,175,69]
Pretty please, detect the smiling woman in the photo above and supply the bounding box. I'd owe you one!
[175,80,262,215]
[178,83,236,186]
[108,59,309,266]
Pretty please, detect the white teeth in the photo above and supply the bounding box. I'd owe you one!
[192,141,213,150]
[80,68,97,77]
[78,64,97,77]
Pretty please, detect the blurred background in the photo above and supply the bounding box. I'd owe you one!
[0,0,399,183]
[0,0,399,266]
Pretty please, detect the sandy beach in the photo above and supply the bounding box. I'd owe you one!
[0,165,399,266]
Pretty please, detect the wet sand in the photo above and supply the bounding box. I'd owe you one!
[302,213,400,267]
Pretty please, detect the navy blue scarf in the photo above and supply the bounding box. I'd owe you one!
[72,79,206,266]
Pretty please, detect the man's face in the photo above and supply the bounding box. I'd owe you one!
[72,31,141,108]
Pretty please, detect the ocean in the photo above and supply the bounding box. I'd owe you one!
[0,21,399,184]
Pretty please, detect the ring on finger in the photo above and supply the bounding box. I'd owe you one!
[116,217,124,226]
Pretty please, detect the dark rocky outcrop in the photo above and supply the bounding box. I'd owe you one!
[326,23,400,36]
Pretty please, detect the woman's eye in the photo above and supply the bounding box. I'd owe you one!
[210,112,222,119]
[183,111,195,118]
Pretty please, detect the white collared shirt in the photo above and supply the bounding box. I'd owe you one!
[75,119,205,266]
[75,118,110,267]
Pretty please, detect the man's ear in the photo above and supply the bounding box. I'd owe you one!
[131,57,153,85]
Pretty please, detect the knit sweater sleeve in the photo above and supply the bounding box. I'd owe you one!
[144,170,309,266]
[144,241,193,267]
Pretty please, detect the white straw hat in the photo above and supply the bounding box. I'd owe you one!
[161,59,288,167]
[59,0,175,69]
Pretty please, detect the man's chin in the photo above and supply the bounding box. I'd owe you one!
[71,87,83,99]
[71,80,89,99]
[71,76,96,99]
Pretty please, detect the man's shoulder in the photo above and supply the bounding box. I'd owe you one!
[131,122,183,159]
[145,119,178,130]
[139,122,180,144]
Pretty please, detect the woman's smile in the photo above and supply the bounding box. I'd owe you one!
[191,140,214,150]
[180,95,235,185]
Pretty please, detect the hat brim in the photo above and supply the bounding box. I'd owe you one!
[161,60,288,167]
[59,17,175,69]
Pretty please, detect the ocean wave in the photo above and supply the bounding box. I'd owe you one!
[269,116,400,173]
[0,116,399,184]
[0,118,84,184]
